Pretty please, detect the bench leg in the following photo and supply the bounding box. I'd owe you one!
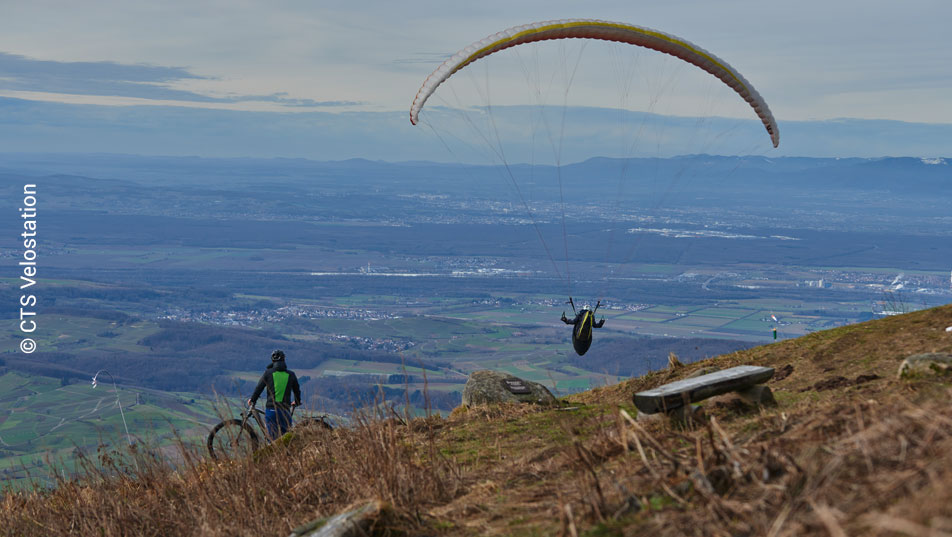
[736,385,776,407]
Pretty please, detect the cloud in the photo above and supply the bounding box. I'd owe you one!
[0,53,361,108]
[247,92,363,107]
[0,52,217,101]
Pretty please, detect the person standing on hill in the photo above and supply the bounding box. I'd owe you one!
[247,349,301,439]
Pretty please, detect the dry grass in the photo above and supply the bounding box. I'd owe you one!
[2,304,951,536]
[0,410,459,536]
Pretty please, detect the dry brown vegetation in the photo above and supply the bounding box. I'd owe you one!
[2,304,952,536]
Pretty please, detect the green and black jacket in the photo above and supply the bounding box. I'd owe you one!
[249,360,301,410]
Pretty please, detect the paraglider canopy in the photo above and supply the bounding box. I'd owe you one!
[409,18,779,147]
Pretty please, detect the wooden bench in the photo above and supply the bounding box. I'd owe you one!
[634,365,775,415]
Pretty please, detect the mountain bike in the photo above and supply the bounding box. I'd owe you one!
[206,405,333,460]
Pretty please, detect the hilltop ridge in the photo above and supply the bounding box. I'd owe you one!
[2,304,951,536]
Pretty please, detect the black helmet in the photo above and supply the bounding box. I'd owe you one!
[271,349,285,362]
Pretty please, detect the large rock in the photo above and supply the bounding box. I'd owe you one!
[898,352,952,378]
[461,370,558,406]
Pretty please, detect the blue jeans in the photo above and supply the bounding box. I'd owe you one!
[265,407,292,439]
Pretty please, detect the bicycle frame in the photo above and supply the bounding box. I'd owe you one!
[242,405,296,441]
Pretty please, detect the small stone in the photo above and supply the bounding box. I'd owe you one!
[290,500,390,537]
[898,353,952,379]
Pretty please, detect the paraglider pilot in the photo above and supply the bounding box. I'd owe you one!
[561,297,605,356]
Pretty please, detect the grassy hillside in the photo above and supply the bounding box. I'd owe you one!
[1,304,951,536]
[0,371,220,488]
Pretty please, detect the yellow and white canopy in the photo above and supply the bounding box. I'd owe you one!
[409,18,779,147]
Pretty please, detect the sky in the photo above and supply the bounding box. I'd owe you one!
[0,1,949,160]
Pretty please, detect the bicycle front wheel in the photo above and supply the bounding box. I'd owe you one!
[207,419,259,460]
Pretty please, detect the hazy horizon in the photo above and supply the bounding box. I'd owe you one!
[2,98,951,163]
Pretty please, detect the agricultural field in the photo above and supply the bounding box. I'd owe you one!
[0,372,220,489]
[0,315,159,355]
[239,290,885,406]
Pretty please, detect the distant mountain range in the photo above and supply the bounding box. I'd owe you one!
[2,151,947,199]
[1,96,951,160]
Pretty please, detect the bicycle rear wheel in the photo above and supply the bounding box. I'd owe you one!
[207,419,259,460]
